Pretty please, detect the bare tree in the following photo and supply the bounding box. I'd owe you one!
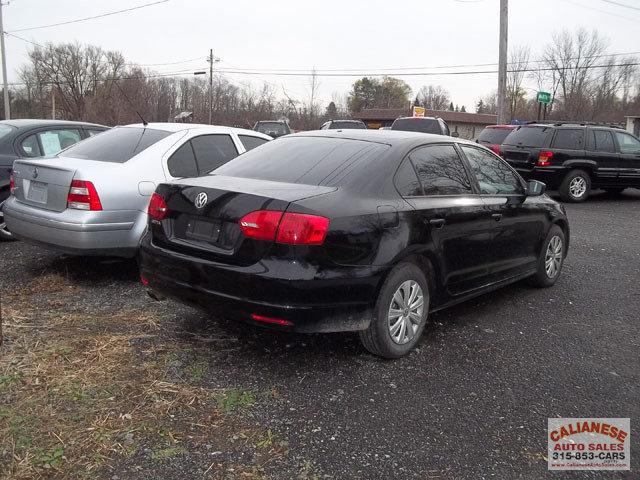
[416,85,451,111]
[506,46,530,121]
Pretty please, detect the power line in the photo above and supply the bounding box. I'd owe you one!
[560,0,640,22]
[8,0,170,33]
[599,0,640,12]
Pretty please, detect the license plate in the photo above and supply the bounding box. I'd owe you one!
[185,218,221,242]
[27,181,48,203]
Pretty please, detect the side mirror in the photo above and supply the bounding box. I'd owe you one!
[526,179,546,196]
[451,131,460,138]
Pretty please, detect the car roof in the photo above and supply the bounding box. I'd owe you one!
[485,124,517,129]
[0,119,107,129]
[123,122,271,138]
[393,116,440,121]
[290,128,471,147]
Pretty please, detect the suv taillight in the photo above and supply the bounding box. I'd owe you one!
[147,192,169,221]
[67,180,102,211]
[537,151,554,166]
[9,171,14,194]
[239,210,330,245]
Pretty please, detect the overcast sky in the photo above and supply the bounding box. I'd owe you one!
[2,0,639,113]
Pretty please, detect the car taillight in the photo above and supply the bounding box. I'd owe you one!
[490,144,501,155]
[148,192,169,221]
[9,171,14,194]
[67,180,102,211]
[537,151,554,166]
[238,210,330,245]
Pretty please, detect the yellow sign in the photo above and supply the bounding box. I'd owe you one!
[413,106,425,117]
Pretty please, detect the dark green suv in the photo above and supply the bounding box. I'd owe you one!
[501,123,640,202]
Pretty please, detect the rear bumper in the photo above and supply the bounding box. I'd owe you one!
[3,197,143,257]
[139,233,384,333]
[513,166,564,190]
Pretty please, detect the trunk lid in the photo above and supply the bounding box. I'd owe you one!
[153,175,336,265]
[12,159,77,212]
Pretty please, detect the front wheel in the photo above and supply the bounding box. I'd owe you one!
[359,262,430,358]
[0,198,15,242]
[528,225,566,288]
[559,169,591,203]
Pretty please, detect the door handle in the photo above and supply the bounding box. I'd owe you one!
[491,213,503,222]
[429,218,446,229]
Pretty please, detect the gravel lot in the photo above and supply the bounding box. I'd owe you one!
[1,189,639,479]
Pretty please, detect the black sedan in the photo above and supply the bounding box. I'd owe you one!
[0,119,108,240]
[139,130,569,358]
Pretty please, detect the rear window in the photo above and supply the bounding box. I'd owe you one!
[502,126,553,147]
[477,127,514,144]
[255,122,290,136]
[330,121,366,130]
[391,118,441,134]
[213,136,389,186]
[60,127,171,162]
[0,124,15,141]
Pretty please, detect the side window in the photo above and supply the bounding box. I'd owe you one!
[552,129,584,150]
[20,134,42,157]
[614,131,640,154]
[239,135,269,152]
[409,144,472,196]
[86,129,104,137]
[38,129,82,155]
[394,158,423,197]
[591,130,615,153]
[191,134,238,173]
[167,142,199,178]
[461,146,523,195]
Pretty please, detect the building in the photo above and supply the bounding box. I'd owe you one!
[625,115,640,137]
[355,108,498,139]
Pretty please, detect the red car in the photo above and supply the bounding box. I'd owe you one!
[476,125,517,155]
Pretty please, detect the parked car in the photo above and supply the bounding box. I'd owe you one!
[0,119,108,240]
[476,124,517,155]
[140,129,569,358]
[253,120,291,138]
[501,122,640,202]
[390,116,453,136]
[320,120,367,130]
[4,123,271,257]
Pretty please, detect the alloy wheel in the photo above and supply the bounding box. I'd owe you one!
[388,280,424,345]
[0,199,9,238]
[569,177,587,198]
[545,236,563,279]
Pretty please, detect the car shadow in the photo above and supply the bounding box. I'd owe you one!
[31,254,139,283]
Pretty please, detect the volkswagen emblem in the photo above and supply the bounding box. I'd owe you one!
[32,167,39,179]
[194,192,208,209]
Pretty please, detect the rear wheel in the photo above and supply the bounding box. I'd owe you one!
[559,169,591,202]
[528,225,565,288]
[359,262,429,359]
[0,198,15,242]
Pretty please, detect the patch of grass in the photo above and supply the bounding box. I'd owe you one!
[186,360,208,383]
[151,446,187,460]
[217,389,256,413]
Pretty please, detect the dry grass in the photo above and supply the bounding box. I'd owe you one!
[0,273,285,479]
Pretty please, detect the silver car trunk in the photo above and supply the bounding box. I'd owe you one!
[12,160,76,213]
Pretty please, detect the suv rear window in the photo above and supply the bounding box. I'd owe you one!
[214,136,389,186]
[502,126,553,147]
[61,127,171,163]
[330,121,366,129]
[391,118,441,134]
[477,127,514,144]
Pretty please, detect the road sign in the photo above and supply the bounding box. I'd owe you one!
[413,106,425,117]
[537,91,551,104]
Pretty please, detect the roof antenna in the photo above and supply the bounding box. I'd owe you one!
[113,79,148,126]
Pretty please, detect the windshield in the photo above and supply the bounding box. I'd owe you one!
[478,128,514,144]
[60,127,171,162]
[256,122,290,136]
[502,126,553,147]
[391,118,441,134]
[213,136,389,187]
[330,121,366,130]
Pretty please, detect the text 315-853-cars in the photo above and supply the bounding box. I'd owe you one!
[140,129,570,358]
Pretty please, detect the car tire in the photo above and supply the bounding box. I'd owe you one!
[359,262,430,359]
[604,188,625,196]
[527,225,566,288]
[0,197,15,242]
[559,169,591,202]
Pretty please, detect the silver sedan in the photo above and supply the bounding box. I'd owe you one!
[4,123,271,257]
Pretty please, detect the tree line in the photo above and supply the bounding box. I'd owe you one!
[3,28,638,128]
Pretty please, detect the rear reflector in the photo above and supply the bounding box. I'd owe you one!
[251,313,294,327]
[537,150,554,166]
[148,192,169,221]
[9,171,14,194]
[238,210,330,245]
[140,275,149,286]
[67,180,102,211]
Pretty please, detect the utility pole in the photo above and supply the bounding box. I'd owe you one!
[51,88,56,119]
[0,1,10,120]
[207,48,213,125]
[497,0,508,125]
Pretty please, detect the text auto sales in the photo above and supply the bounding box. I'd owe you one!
[549,420,628,452]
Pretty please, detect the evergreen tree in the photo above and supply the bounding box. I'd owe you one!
[448,102,455,111]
